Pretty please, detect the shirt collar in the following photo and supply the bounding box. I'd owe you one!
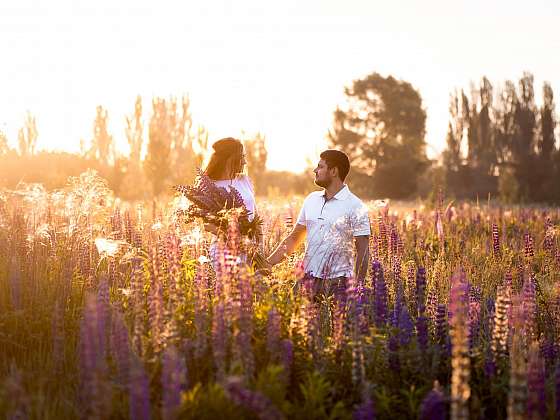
[323,184,351,201]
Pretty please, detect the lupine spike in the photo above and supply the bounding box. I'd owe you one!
[449,268,470,420]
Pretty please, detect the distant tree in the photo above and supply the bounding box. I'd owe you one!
[0,130,10,156]
[328,72,428,198]
[169,97,209,185]
[494,80,518,168]
[18,111,38,157]
[243,132,268,195]
[87,106,114,166]
[476,77,496,176]
[125,96,143,167]
[144,98,174,196]
[534,82,556,202]
[513,72,538,201]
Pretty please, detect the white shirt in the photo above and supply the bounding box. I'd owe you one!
[213,175,256,221]
[296,185,370,279]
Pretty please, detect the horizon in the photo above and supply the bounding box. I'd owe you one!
[1,0,559,172]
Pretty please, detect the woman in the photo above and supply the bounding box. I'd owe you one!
[204,137,258,268]
[204,137,256,222]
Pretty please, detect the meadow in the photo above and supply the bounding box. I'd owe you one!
[0,169,559,419]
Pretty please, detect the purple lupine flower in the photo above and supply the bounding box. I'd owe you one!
[80,292,109,418]
[524,232,534,260]
[378,215,388,257]
[111,311,130,388]
[492,223,501,257]
[353,395,375,420]
[544,218,554,255]
[484,345,496,378]
[148,273,165,355]
[435,304,448,349]
[416,267,427,316]
[527,341,546,420]
[162,345,187,420]
[389,223,398,257]
[235,266,255,380]
[129,354,151,420]
[468,300,481,351]
[372,260,387,327]
[448,268,470,420]
[266,308,282,362]
[522,272,537,340]
[416,315,429,352]
[280,339,293,382]
[504,271,513,289]
[419,381,446,420]
[96,276,111,360]
[406,264,416,311]
[541,339,557,373]
[398,305,414,347]
[212,301,227,381]
[194,265,209,359]
[392,283,404,328]
[224,376,284,420]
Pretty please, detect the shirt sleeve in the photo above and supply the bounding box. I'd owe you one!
[352,203,371,236]
[296,200,306,226]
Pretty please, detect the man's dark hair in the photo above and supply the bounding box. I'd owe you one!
[320,149,350,181]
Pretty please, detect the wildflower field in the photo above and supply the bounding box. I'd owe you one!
[1,170,559,419]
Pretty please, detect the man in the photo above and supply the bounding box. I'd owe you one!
[267,149,370,300]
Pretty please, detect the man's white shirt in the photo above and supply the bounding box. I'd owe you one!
[296,185,370,279]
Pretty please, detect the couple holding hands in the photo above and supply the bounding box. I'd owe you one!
[203,137,371,299]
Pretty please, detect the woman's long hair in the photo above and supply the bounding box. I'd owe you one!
[204,137,245,180]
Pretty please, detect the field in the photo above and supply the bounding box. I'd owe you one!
[0,170,559,419]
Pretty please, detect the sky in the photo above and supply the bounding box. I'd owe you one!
[1,0,559,172]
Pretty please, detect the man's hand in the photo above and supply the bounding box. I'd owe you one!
[268,224,306,267]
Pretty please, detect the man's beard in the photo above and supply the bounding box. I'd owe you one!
[314,177,331,188]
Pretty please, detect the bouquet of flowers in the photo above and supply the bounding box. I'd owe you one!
[174,170,267,270]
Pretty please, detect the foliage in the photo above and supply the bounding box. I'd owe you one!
[328,72,429,199]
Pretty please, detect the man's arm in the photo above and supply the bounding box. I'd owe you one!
[354,235,370,282]
[267,224,306,267]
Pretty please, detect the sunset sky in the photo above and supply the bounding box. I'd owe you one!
[1,0,559,172]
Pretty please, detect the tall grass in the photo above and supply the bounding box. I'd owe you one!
[0,171,559,419]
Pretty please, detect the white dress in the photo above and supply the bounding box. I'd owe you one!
[213,175,256,221]
[208,175,257,270]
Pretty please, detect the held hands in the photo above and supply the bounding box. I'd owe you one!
[255,258,273,277]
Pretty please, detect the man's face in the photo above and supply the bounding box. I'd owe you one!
[313,159,335,188]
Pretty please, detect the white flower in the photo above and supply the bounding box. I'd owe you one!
[95,238,124,257]
[198,255,210,264]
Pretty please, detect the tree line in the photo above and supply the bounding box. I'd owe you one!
[1,70,558,202]
[0,97,312,199]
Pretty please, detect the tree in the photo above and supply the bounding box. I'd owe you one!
[169,96,208,185]
[18,111,38,157]
[243,132,268,195]
[513,72,537,201]
[328,72,428,198]
[0,130,10,156]
[90,106,114,166]
[534,82,556,202]
[125,96,143,167]
[144,97,174,196]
